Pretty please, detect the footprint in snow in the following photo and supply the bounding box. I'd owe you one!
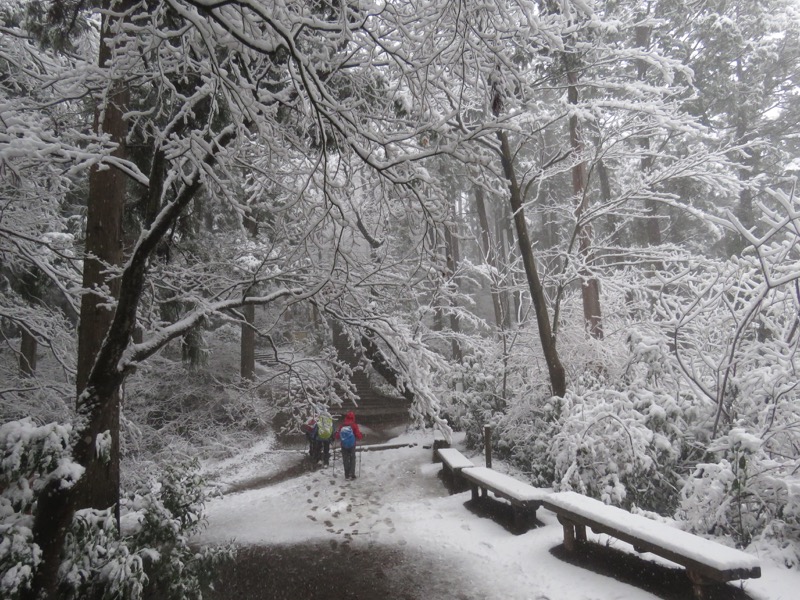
[313,491,319,498]
[324,520,334,527]
[307,515,317,521]
[461,523,470,531]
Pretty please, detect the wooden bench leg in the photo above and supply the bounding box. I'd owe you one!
[512,505,535,534]
[471,484,479,502]
[558,517,577,552]
[575,523,586,542]
[687,570,713,600]
[513,505,524,533]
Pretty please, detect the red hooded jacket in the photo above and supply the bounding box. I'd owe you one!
[335,411,363,441]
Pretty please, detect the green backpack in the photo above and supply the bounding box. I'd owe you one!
[316,412,334,440]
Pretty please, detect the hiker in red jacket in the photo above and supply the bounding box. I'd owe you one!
[335,411,363,480]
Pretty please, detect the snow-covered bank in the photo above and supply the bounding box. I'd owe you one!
[200,430,799,600]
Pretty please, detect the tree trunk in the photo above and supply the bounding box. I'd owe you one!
[497,129,566,397]
[73,15,127,518]
[241,304,256,379]
[475,186,509,331]
[19,328,37,377]
[30,6,127,597]
[567,67,604,339]
[634,24,664,253]
[443,221,463,362]
[495,196,519,325]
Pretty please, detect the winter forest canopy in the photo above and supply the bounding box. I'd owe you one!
[1,0,800,598]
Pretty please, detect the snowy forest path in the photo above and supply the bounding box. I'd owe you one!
[199,431,765,600]
[201,428,486,599]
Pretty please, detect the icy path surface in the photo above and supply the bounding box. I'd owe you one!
[200,429,796,600]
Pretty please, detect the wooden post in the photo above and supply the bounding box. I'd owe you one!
[484,424,492,469]
[432,430,449,462]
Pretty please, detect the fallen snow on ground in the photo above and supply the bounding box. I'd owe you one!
[200,429,799,600]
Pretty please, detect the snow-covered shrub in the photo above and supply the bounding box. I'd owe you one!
[59,460,233,600]
[679,428,800,561]
[119,460,235,599]
[493,322,694,509]
[550,378,688,512]
[448,346,507,447]
[0,418,233,600]
[0,419,79,600]
[60,509,147,600]
[494,392,564,487]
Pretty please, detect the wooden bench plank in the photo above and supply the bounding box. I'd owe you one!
[436,448,474,493]
[461,467,548,533]
[437,448,475,470]
[543,491,760,599]
[461,467,549,504]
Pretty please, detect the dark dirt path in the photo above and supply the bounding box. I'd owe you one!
[207,543,480,600]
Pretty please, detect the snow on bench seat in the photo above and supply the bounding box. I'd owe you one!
[543,491,761,599]
[436,448,474,493]
[436,448,475,471]
[461,467,548,533]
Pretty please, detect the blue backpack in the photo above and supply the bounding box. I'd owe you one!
[339,425,356,449]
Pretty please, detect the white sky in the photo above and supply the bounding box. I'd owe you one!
[199,428,799,600]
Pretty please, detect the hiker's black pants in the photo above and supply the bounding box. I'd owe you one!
[342,447,356,478]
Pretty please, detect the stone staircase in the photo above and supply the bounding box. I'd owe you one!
[332,369,410,426]
[254,342,411,427]
[330,325,412,426]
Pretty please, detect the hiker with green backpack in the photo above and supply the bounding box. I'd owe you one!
[315,411,334,467]
[335,411,363,480]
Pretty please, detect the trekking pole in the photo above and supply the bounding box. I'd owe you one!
[358,440,362,478]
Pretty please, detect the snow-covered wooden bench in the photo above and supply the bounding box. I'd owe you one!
[436,448,474,492]
[432,430,449,462]
[543,491,761,600]
[461,466,548,533]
